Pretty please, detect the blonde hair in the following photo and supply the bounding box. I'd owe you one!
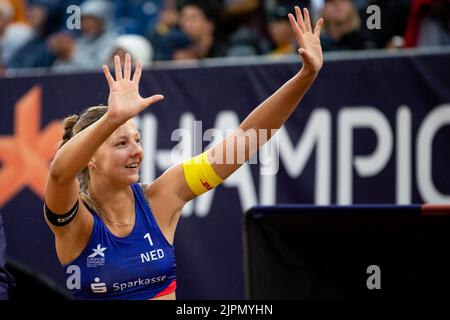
[59,105,108,206]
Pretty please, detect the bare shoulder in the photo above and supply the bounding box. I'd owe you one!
[146,163,195,203]
[140,182,152,198]
[140,164,193,232]
[140,178,182,243]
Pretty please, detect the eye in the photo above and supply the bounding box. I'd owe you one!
[116,141,127,147]
[135,138,141,144]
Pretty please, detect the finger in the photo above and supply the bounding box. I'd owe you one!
[314,18,324,37]
[288,13,300,34]
[298,48,311,61]
[114,55,123,80]
[132,60,142,84]
[288,13,305,46]
[141,94,164,109]
[124,53,131,80]
[102,65,114,86]
[295,6,306,33]
[303,8,312,33]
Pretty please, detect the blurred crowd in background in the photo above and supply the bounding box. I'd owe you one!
[0,0,449,75]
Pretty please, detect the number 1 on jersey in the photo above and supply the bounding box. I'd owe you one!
[144,233,154,246]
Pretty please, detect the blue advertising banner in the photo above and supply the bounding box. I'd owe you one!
[1,51,450,299]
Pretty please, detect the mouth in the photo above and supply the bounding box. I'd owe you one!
[125,162,140,170]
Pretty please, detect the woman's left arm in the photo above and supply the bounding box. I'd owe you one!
[209,6,323,180]
[148,7,323,225]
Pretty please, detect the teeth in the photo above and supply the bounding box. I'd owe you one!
[126,163,138,168]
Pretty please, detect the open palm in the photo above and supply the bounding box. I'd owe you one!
[102,54,163,123]
[288,6,324,74]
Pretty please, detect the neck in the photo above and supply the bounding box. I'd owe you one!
[87,179,135,225]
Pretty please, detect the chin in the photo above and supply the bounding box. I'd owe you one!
[123,174,140,185]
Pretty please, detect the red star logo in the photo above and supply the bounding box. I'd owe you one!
[0,86,63,207]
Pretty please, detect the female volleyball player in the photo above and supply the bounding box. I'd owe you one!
[43,6,323,300]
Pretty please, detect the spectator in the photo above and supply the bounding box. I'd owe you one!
[320,0,369,51]
[49,0,117,70]
[8,0,27,22]
[149,0,191,61]
[268,1,311,13]
[267,4,297,56]
[226,25,270,56]
[221,0,268,36]
[108,34,154,67]
[0,1,14,69]
[6,0,62,69]
[404,0,450,48]
[113,0,165,36]
[173,0,227,60]
[0,1,33,67]
[223,0,272,57]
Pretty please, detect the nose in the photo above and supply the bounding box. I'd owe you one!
[130,140,143,157]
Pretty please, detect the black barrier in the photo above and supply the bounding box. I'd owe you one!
[6,258,72,300]
[244,205,450,299]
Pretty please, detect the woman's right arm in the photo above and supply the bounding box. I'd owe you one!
[46,114,123,212]
[45,54,163,235]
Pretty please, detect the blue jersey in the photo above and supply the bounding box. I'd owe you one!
[63,184,176,300]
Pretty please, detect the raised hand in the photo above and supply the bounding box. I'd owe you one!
[288,6,324,74]
[102,53,164,124]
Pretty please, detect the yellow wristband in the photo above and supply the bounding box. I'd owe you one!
[182,151,223,195]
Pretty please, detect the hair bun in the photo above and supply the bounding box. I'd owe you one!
[61,114,80,147]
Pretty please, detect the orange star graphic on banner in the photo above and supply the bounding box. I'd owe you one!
[0,85,63,207]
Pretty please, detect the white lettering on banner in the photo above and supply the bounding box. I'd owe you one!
[417,104,450,203]
[136,105,450,217]
[396,106,412,204]
[277,109,331,205]
[139,114,157,186]
[338,107,393,204]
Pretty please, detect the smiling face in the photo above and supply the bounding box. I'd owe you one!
[89,119,143,187]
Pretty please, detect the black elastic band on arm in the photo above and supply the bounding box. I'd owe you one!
[44,200,79,227]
